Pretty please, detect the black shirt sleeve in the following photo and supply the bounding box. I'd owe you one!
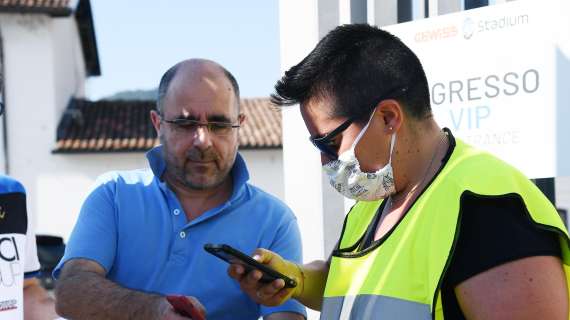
[441,192,562,319]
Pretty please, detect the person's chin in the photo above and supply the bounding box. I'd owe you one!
[184,170,217,187]
[186,177,219,190]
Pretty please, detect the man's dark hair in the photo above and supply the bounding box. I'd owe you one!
[156,61,240,114]
[272,24,431,121]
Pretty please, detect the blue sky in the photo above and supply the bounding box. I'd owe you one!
[86,0,281,100]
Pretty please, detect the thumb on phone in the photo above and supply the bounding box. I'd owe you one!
[250,249,304,298]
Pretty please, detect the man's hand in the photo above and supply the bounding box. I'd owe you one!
[227,248,303,307]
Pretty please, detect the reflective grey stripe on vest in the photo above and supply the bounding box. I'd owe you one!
[320,294,431,320]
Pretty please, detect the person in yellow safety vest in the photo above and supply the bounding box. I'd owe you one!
[228,24,570,319]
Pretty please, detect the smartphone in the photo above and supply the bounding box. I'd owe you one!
[166,295,205,320]
[203,243,297,288]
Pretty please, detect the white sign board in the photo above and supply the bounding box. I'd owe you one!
[385,0,570,178]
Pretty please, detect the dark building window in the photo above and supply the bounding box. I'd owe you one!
[398,0,413,22]
[465,0,488,10]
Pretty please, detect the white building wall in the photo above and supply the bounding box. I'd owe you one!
[51,17,87,111]
[1,14,59,204]
[240,149,284,200]
[0,13,87,239]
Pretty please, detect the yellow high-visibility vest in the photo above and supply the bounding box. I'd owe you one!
[321,137,570,320]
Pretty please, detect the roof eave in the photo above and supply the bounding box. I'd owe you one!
[74,0,100,76]
[0,6,72,17]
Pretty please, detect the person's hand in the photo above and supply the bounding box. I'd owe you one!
[227,248,304,306]
[159,296,206,320]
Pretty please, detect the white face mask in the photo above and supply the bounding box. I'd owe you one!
[323,114,396,201]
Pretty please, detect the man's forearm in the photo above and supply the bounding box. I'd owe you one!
[55,262,166,320]
[295,260,329,310]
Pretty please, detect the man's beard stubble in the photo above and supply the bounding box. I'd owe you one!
[160,136,236,191]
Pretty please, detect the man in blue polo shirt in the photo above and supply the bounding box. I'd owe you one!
[53,59,306,320]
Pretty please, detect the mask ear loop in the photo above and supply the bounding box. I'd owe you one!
[352,110,377,149]
[387,133,396,165]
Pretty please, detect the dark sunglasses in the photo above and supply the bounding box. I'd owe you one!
[310,117,354,159]
[309,87,408,159]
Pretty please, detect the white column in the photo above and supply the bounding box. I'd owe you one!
[368,0,398,25]
[279,2,323,319]
[437,0,463,15]
[279,0,369,296]
[413,0,427,19]
[428,0,439,17]
[279,0,323,262]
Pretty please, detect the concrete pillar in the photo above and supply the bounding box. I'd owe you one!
[279,0,323,268]
[279,2,354,319]
[413,0,428,20]
[428,0,462,16]
[368,0,398,25]
[279,0,368,273]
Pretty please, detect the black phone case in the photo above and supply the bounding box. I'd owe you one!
[204,243,297,288]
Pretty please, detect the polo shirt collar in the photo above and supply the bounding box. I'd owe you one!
[145,145,250,202]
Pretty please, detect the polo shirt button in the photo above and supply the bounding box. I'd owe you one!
[179,231,186,239]
[173,209,180,216]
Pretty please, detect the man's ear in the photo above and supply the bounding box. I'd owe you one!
[374,99,404,134]
[238,113,246,125]
[150,110,162,134]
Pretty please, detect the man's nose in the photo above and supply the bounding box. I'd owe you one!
[192,126,213,149]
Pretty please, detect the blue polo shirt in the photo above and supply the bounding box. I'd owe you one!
[54,147,306,319]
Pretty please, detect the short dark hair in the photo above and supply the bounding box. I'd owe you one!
[156,61,240,114]
[271,24,431,121]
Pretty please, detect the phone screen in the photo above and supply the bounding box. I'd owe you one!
[204,243,297,288]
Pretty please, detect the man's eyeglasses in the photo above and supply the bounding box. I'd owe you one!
[160,116,242,136]
[309,87,408,159]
